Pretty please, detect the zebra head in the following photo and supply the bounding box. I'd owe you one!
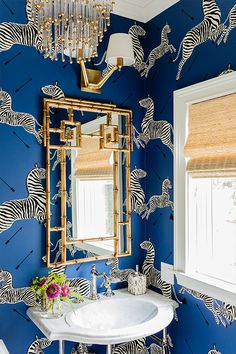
[139,97,153,109]
[163,23,171,34]
[0,89,9,102]
[140,240,154,251]
[131,168,147,179]
[163,178,172,190]
[129,24,146,37]
[34,164,46,180]
[208,345,222,354]
[41,81,65,100]
[0,270,9,284]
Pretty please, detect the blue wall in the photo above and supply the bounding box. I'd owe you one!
[0,2,145,353]
[1,0,236,353]
[145,1,236,353]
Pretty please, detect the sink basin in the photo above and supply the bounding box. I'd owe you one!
[27,288,178,348]
[64,289,177,345]
[67,298,158,331]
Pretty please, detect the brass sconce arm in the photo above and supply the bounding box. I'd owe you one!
[80,58,124,94]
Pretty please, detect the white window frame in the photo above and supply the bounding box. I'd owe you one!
[174,71,236,306]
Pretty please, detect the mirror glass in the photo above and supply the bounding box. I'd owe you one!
[44,99,132,266]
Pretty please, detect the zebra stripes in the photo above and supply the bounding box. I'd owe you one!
[106,258,135,283]
[179,287,227,326]
[216,303,236,325]
[112,338,146,354]
[130,168,147,216]
[0,0,43,53]
[71,343,93,354]
[0,165,46,234]
[174,0,222,80]
[140,241,182,321]
[41,82,65,100]
[135,97,173,153]
[141,178,174,220]
[216,4,236,45]
[128,24,146,73]
[208,345,222,354]
[0,89,43,144]
[0,270,37,306]
[141,24,176,78]
[27,336,52,354]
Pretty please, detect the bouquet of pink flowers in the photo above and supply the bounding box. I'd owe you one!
[31,272,82,316]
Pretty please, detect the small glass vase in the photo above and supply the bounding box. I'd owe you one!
[40,297,63,319]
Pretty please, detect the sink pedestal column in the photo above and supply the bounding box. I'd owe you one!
[106,344,112,354]
[59,340,65,354]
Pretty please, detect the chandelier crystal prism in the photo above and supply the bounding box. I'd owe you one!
[32,0,115,63]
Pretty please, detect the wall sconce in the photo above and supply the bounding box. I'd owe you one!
[80,33,135,94]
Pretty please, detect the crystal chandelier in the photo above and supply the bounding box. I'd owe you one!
[32,0,115,63]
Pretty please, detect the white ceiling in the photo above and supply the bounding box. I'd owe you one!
[113,0,180,23]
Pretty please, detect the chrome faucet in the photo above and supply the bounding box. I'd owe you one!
[100,272,114,297]
[89,264,101,300]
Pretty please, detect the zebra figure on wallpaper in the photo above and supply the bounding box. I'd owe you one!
[50,148,71,171]
[141,178,174,220]
[50,222,78,263]
[0,89,43,144]
[130,167,147,216]
[137,97,174,153]
[106,258,135,283]
[140,241,182,321]
[71,343,94,354]
[112,338,146,354]
[179,287,227,326]
[216,4,236,45]
[216,303,236,325]
[145,334,173,354]
[0,270,37,306]
[208,345,222,354]
[141,24,176,78]
[27,336,52,354]
[0,0,43,53]
[52,180,72,207]
[0,165,46,234]
[173,0,222,80]
[41,81,65,100]
[128,24,146,72]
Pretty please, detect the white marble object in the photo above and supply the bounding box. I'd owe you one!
[27,288,178,353]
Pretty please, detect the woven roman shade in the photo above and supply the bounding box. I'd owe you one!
[184,93,236,177]
[73,136,113,178]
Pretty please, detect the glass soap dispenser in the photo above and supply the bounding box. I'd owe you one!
[128,265,147,295]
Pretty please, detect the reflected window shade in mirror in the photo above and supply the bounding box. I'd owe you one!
[184,93,236,177]
[73,137,113,178]
[44,97,132,267]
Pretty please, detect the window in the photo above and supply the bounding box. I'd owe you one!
[174,72,236,305]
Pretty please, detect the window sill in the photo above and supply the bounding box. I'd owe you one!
[175,271,236,306]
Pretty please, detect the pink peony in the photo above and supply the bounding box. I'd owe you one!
[61,284,70,297]
[46,283,61,299]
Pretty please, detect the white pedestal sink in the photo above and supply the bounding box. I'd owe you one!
[27,288,178,354]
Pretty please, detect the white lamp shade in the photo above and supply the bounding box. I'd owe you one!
[105,33,135,67]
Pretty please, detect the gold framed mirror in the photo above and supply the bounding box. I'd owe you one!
[43,97,133,267]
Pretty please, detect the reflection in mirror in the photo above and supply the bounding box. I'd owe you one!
[44,99,132,267]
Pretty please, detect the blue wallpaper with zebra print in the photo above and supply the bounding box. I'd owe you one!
[1,0,236,353]
[0,1,145,353]
[144,0,236,354]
